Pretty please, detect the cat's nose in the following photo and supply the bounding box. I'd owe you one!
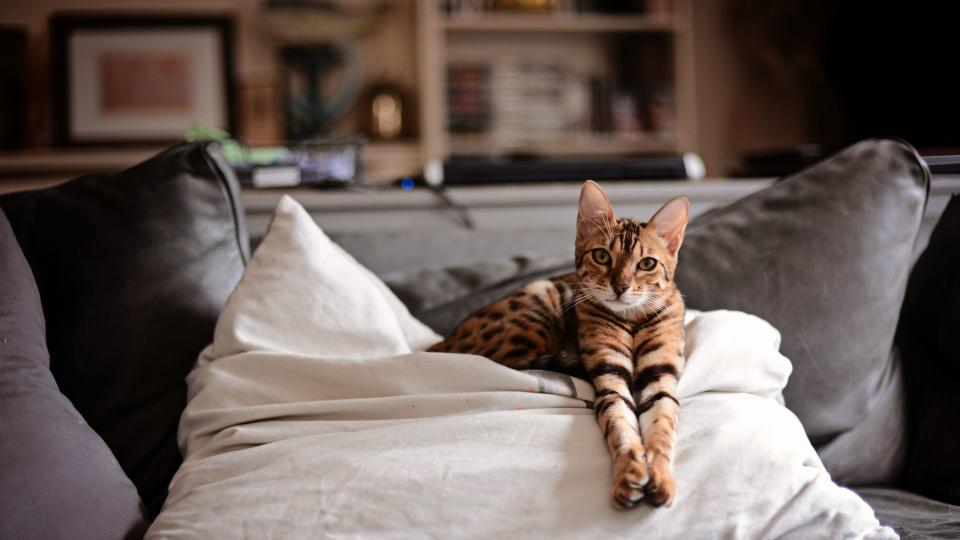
[612,282,629,296]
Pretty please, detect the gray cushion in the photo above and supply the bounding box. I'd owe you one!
[0,208,147,539]
[391,139,929,486]
[674,138,928,484]
[388,255,570,330]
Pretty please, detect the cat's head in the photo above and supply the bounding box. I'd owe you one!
[574,180,689,314]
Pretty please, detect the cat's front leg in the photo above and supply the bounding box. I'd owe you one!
[632,324,685,507]
[579,324,648,509]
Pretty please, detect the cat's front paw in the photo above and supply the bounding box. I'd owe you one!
[611,447,649,509]
[643,454,676,507]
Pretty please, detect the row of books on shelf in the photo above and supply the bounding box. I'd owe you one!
[447,60,674,143]
[442,0,670,15]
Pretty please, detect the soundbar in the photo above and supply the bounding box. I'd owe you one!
[436,153,704,185]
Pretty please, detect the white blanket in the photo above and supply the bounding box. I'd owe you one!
[147,197,895,539]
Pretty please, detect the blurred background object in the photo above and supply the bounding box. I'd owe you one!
[427,0,686,182]
[491,0,557,12]
[49,13,235,146]
[725,0,960,175]
[265,0,389,140]
[0,0,958,185]
[238,75,283,146]
[361,77,414,141]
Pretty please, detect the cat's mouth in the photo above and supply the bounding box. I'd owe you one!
[602,291,659,313]
[602,297,639,312]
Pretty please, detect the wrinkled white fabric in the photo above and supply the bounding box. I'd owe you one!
[148,197,895,540]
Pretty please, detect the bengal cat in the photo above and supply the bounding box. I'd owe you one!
[429,180,689,509]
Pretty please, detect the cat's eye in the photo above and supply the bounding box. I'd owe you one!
[591,248,611,265]
[637,257,657,271]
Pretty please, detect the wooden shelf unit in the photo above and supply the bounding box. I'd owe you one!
[416,0,697,166]
[441,13,678,33]
[448,131,677,157]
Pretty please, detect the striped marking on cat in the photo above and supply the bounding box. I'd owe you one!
[632,363,679,392]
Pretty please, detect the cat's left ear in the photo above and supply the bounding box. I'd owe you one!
[577,180,616,236]
[648,196,689,255]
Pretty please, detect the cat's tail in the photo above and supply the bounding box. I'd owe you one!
[426,338,449,353]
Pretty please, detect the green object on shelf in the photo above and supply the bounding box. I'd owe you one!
[247,147,291,165]
[184,124,290,166]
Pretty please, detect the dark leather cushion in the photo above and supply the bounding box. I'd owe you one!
[397,139,929,486]
[897,193,960,504]
[0,208,147,539]
[0,142,249,518]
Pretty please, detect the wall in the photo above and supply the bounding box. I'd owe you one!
[690,0,809,176]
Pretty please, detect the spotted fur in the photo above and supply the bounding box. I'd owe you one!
[430,181,689,509]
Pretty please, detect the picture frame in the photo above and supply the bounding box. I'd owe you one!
[50,13,236,147]
[0,25,29,149]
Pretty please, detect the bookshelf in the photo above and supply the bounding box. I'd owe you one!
[441,13,678,33]
[416,0,697,166]
[448,131,674,156]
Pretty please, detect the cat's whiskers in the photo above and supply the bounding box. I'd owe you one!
[586,217,613,244]
[602,217,616,245]
[556,288,603,320]
[555,299,591,322]
[566,288,603,309]
[628,296,678,327]
[648,301,683,326]
[634,294,661,315]
[565,284,606,296]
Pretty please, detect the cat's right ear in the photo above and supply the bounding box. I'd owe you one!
[577,180,615,237]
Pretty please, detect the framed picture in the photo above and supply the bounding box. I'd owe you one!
[0,25,28,149]
[50,13,235,147]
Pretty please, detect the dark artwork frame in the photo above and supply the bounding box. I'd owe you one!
[0,25,28,149]
[49,13,236,147]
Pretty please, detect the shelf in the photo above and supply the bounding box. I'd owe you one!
[0,141,424,194]
[361,141,422,184]
[448,132,677,157]
[442,13,676,33]
[0,147,166,174]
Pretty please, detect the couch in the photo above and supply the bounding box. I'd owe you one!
[0,140,958,538]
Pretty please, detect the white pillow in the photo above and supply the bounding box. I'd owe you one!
[211,195,440,359]
[149,197,895,539]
